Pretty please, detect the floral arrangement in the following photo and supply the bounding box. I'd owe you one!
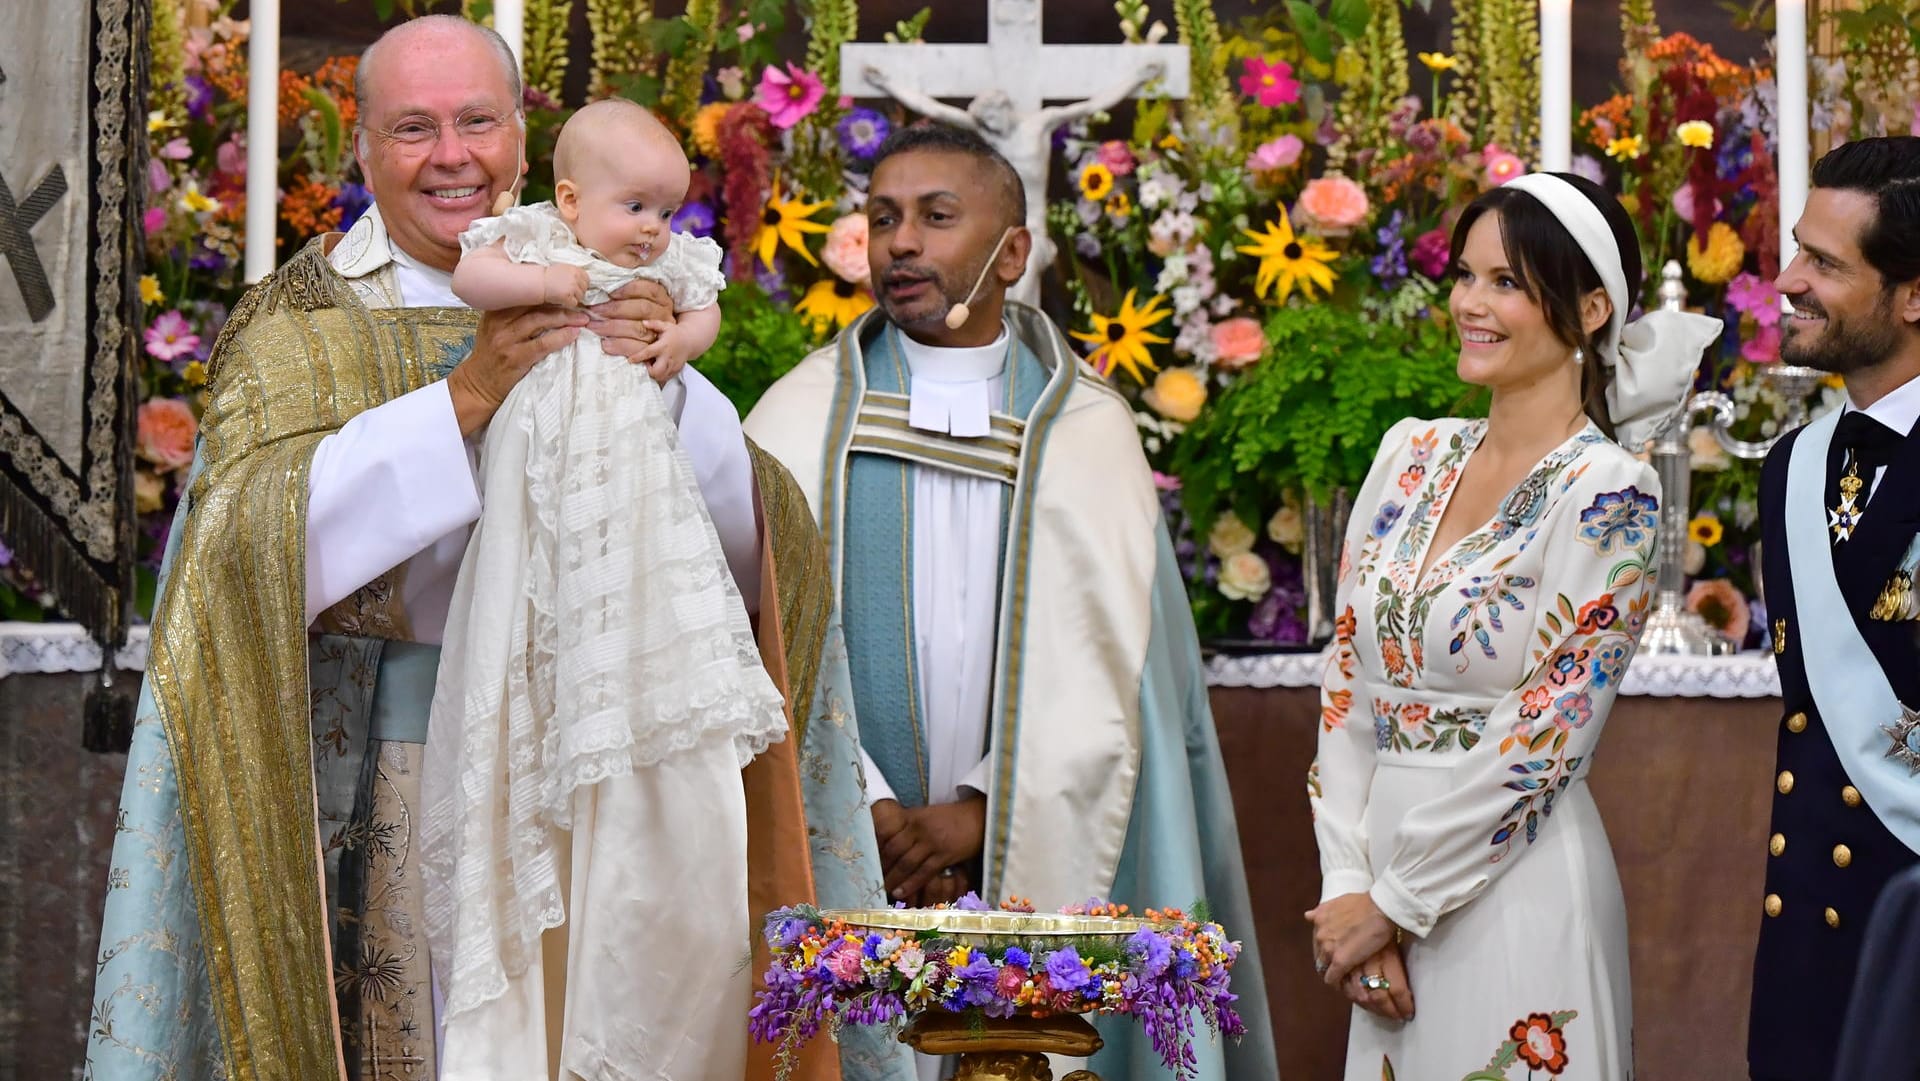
[5,0,1918,655]
[749,897,1246,1081]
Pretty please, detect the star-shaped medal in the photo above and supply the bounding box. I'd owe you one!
[1882,702,1920,775]
[1831,468,1867,542]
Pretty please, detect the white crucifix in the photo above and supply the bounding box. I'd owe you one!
[843,0,1189,307]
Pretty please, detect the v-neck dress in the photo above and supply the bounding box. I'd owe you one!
[1311,417,1662,1080]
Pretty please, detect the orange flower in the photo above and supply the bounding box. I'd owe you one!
[1519,685,1554,720]
[279,70,315,127]
[1510,1013,1570,1074]
[1321,688,1352,731]
[313,56,359,129]
[1580,94,1635,149]
[280,175,342,238]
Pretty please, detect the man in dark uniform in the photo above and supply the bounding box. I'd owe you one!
[1751,135,1920,1080]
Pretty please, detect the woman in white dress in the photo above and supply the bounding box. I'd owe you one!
[1306,173,1722,1080]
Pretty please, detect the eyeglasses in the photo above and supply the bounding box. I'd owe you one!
[372,107,516,153]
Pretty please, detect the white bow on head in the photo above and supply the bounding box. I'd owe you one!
[1503,173,1724,450]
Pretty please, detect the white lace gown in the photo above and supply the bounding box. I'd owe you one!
[1312,417,1661,1081]
[423,203,787,1081]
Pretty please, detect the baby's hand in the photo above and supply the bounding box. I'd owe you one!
[543,265,591,308]
[633,319,699,383]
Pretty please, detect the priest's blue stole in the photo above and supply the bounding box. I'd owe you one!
[838,326,1046,808]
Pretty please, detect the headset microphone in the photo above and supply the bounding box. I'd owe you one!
[489,124,530,216]
[944,227,1016,330]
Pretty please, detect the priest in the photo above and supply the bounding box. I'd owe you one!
[84,16,884,1081]
[744,123,1278,1081]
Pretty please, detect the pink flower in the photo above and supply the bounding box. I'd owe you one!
[1096,140,1137,176]
[143,205,168,234]
[1669,183,1723,224]
[161,137,192,161]
[1411,228,1451,279]
[217,137,246,177]
[137,398,198,472]
[822,942,865,983]
[1247,135,1304,173]
[755,63,826,130]
[821,214,871,286]
[1686,578,1751,640]
[148,159,172,194]
[1239,57,1300,108]
[144,310,200,361]
[1482,145,1525,186]
[1741,324,1781,364]
[995,965,1029,999]
[1152,471,1182,492]
[737,22,756,42]
[1297,175,1370,231]
[1726,272,1781,327]
[1210,316,1266,370]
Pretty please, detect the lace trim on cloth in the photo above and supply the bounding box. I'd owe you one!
[456,201,725,312]
[419,334,786,1033]
[1205,649,1783,697]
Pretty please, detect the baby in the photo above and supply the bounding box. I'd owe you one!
[422,99,786,1081]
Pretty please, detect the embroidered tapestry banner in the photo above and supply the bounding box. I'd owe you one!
[0,0,144,645]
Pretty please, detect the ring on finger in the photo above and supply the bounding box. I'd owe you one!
[1359,973,1391,993]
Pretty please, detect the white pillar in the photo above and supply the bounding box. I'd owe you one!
[1776,0,1809,271]
[242,0,280,283]
[493,0,525,73]
[1537,0,1572,172]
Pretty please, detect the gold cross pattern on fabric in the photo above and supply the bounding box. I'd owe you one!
[1830,459,1866,543]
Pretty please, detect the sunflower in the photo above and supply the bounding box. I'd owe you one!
[1106,192,1133,220]
[795,278,874,334]
[1070,288,1172,384]
[1605,134,1645,161]
[1417,52,1458,72]
[1687,514,1724,547]
[1676,120,1714,149]
[139,274,164,305]
[1236,204,1337,303]
[1079,162,1115,202]
[755,177,833,270]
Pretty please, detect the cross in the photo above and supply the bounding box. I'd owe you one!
[0,164,67,323]
[843,0,1189,306]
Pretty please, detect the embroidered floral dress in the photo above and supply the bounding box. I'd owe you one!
[1312,417,1661,1081]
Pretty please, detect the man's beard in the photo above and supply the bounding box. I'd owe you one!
[876,261,964,328]
[1782,287,1903,374]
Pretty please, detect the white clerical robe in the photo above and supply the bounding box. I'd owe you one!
[856,327,1013,811]
[304,206,758,637]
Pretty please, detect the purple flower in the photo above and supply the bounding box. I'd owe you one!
[953,891,991,912]
[1003,946,1032,969]
[333,183,372,233]
[1369,502,1404,538]
[1371,210,1409,287]
[1128,928,1173,979]
[1046,947,1092,992]
[184,76,215,121]
[1411,229,1451,279]
[673,201,717,238]
[836,108,891,159]
[188,245,226,272]
[0,537,11,568]
[1570,153,1606,187]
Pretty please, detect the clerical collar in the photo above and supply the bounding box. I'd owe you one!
[388,243,461,308]
[329,203,462,308]
[895,324,1009,438]
[1844,370,1920,439]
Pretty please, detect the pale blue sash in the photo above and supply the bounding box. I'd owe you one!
[1786,408,1920,853]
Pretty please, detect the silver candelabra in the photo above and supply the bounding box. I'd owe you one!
[1640,261,1823,655]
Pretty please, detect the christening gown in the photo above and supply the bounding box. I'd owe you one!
[422,202,788,1081]
[1312,416,1661,1081]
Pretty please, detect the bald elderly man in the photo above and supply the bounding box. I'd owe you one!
[82,17,876,1081]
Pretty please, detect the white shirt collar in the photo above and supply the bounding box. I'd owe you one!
[1847,370,1920,438]
[327,203,461,308]
[897,324,1009,438]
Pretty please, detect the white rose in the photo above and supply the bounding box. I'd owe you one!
[1207,512,1256,559]
[1685,540,1707,576]
[1688,427,1730,473]
[1218,551,1273,601]
[1266,505,1305,553]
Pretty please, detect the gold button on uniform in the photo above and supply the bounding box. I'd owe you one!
[1765,894,1783,917]
[1834,844,1852,868]
[1770,833,1787,856]
[1826,907,1841,928]
[1778,770,1795,795]
[1787,712,1808,733]
[1843,785,1863,807]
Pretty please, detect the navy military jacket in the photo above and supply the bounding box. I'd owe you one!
[1749,420,1920,1081]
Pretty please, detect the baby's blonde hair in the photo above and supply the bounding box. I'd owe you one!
[553,98,687,184]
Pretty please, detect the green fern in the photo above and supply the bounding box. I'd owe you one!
[660,0,720,128]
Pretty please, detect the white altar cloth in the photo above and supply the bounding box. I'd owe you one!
[1,621,1782,697]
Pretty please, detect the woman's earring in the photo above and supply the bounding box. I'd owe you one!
[1573,347,1585,366]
